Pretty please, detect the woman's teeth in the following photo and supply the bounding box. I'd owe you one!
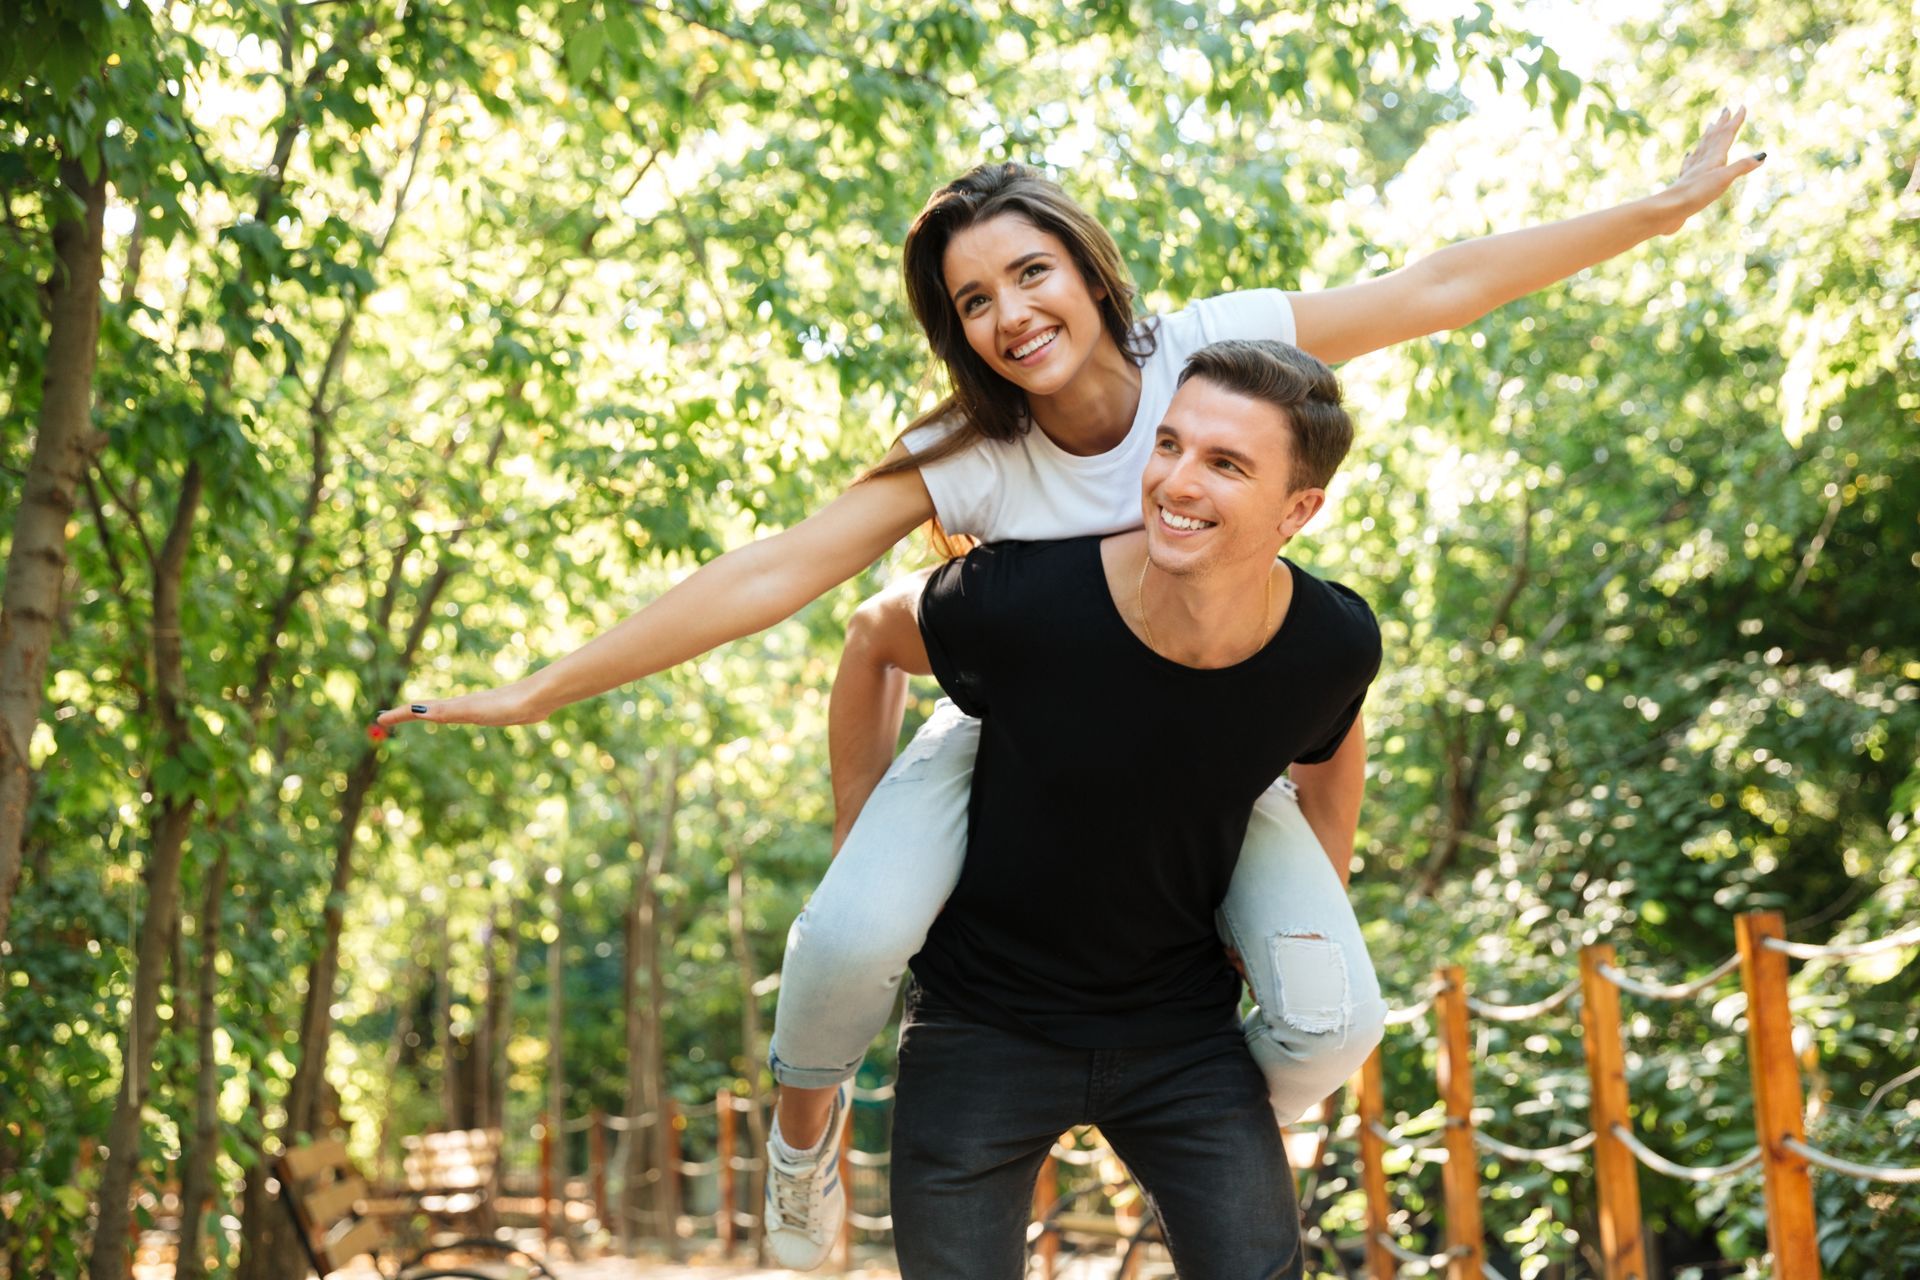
[1010,329,1058,359]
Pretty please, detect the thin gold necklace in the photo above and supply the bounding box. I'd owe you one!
[1137,553,1275,660]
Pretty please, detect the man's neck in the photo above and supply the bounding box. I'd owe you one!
[1027,340,1143,457]
[1100,532,1293,670]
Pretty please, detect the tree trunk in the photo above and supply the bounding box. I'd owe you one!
[0,152,109,956]
[725,834,769,1263]
[484,902,513,1130]
[88,459,207,1280]
[281,749,385,1142]
[545,868,564,1236]
[173,849,229,1280]
[230,893,279,1280]
[437,909,459,1129]
[616,751,682,1250]
[620,858,647,1253]
[377,960,419,1185]
[475,910,493,1134]
[643,757,681,1249]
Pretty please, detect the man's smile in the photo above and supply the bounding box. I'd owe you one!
[1157,505,1217,533]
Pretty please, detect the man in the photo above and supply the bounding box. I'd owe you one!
[785,338,1381,1277]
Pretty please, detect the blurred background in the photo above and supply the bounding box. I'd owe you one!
[2,0,1914,1276]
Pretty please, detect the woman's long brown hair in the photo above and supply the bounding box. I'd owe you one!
[863,164,1157,552]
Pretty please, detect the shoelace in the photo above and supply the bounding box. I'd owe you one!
[768,1157,825,1232]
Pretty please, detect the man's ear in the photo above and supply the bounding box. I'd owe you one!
[1277,487,1327,541]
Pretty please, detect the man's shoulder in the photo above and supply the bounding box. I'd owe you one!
[950,536,1100,578]
[1286,561,1383,647]
[926,537,1100,622]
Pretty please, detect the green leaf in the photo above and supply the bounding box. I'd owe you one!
[563,24,607,81]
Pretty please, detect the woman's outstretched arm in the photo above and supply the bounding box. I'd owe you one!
[828,568,935,854]
[1291,106,1764,365]
[377,451,936,728]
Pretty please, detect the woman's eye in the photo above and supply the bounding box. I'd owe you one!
[1022,263,1047,280]
[962,295,986,314]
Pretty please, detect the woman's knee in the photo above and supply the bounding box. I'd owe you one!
[784,893,927,980]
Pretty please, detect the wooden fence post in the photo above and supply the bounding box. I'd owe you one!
[1578,944,1648,1280]
[718,1091,737,1255]
[1355,1048,1398,1280]
[1737,911,1822,1280]
[1435,965,1485,1280]
[590,1110,609,1232]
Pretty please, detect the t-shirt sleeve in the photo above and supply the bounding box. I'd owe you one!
[1293,578,1383,764]
[916,548,999,718]
[1294,689,1367,764]
[1185,289,1298,346]
[901,415,1001,538]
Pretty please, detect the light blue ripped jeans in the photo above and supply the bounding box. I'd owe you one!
[770,701,1388,1125]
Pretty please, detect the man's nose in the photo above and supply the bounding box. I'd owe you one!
[1160,454,1207,500]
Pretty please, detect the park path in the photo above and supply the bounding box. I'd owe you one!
[130,1228,1134,1278]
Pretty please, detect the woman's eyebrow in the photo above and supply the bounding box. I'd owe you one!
[949,251,1055,303]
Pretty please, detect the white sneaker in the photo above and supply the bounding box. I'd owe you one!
[764,1082,850,1270]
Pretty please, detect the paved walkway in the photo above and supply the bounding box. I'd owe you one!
[133,1230,1142,1278]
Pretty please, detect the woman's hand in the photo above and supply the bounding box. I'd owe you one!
[1291,104,1767,364]
[376,682,544,730]
[370,449,936,740]
[1654,105,1766,233]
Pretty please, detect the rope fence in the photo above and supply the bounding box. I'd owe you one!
[1595,952,1741,1002]
[1782,1137,1920,1184]
[1761,925,1920,961]
[497,909,1909,1278]
[515,1090,780,1258]
[1348,909,1917,1280]
[1465,977,1581,1022]
[1608,1124,1763,1183]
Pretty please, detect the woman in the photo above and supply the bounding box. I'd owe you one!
[378,109,1760,1267]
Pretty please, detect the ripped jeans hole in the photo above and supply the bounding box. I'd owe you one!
[1267,932,1351,1038]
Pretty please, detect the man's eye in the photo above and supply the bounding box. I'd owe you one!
[1215,458,1242,473]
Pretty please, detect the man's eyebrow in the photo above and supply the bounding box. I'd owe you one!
[1155,422,1259,470]
[1209,443,1259,470]
[949,251,1056,304]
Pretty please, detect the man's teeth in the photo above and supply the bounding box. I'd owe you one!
[1159,508,1214,531]
[1010,329,1057,359]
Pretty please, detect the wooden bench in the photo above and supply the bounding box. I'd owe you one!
[1041,1209,1164,1279]
[1031,1185,1165,1280]
[398,1129,503,1238]
[276,1137,550,1280]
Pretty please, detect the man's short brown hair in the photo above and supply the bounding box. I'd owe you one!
[1177,340,1352,491]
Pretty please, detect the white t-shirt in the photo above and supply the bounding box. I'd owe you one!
[900,290,1298,542]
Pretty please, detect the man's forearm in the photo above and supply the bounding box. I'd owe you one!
[826,569,936,855]
[1290,714,1367,886]
[829,644,911,856]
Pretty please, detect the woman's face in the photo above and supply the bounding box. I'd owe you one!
[941,213,1112,400]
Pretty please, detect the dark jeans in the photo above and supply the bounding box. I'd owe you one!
[889,985,1302,1280]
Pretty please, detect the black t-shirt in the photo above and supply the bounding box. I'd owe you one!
[912,536,1382,1049]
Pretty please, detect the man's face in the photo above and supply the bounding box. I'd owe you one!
[1140,377,1326,578]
